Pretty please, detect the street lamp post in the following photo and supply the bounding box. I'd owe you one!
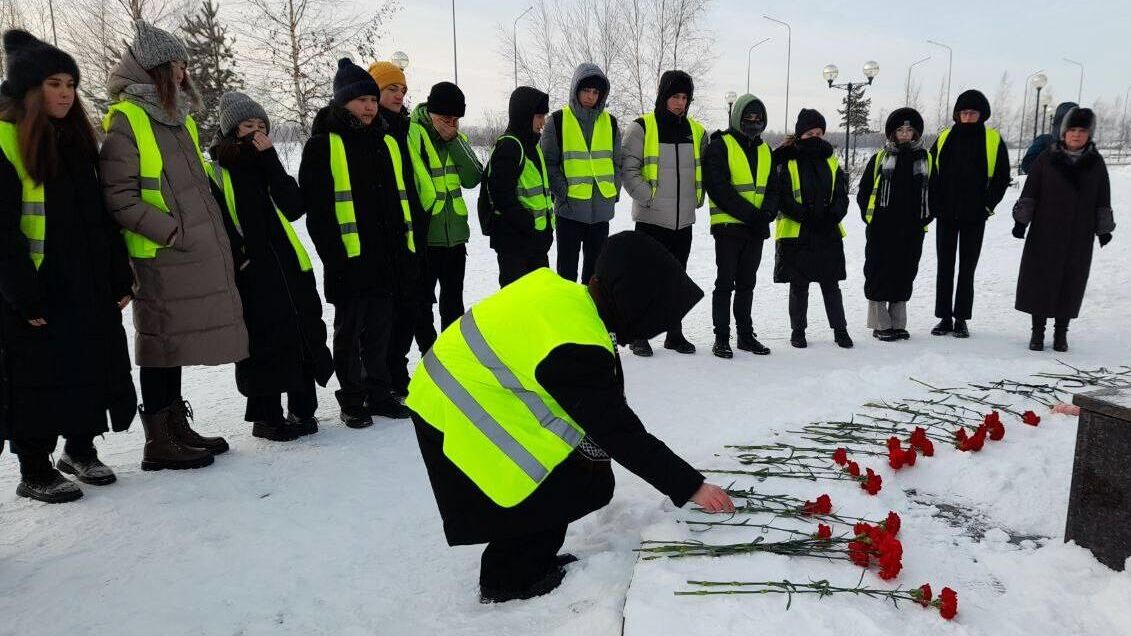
[1121,85,1131,161]
[927,39,953,113]
[513,6,534,89]
[1064,57,1084,103]
[1039,92,1052,136]
[726,91,738,118]
[824,61,880,164]
[746,38,771,94]
[764,15,791,132]
[1031,73,1048,143]
[451,0,458,84]
[905,55,930,105]
[1017,69,1046,174]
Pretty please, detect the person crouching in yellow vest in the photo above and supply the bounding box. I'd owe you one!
[299,58,417,428]
[703,93,779,359]
[772,108,853,350]
[407,231,735,604]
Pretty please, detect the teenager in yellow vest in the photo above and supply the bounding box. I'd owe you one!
[408,231,734,603]
[0,30,135,502]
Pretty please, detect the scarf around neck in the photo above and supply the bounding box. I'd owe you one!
[875,138,930,220]
[121,84,190,127]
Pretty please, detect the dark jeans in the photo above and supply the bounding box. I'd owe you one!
[332,295,394,413]
[789,281,848,331]
[11,433,96,477]
[935,220,986,320]
[555,218,609,284]
[140,366,182,413]
[635,222,693,339]
[425,244,468,331]
[480,524,568,592]
[388,295,422,396]
[497,252,550,288]
[712,233,764,338]
[245,378,318,423]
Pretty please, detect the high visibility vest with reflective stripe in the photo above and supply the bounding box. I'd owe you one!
[935,126,1002,178]
[498,135,552,231]
[407,122,468,218]
[776,155,847,240]
[708,133,771,226]
[561,106,617,200]
[101,101,209,259]
[0,121,46,269]
[209,162,313,272]
[640,113,704,206]
[328,133,417,258]
[864,150,934,226]
[405,268,614,507]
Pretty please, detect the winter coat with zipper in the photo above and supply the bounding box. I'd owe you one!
[485,88,554,257]
[622,75,708,231]
[409,103,483,248]
[1,122,137,441]
[540,63,622,225]
[772,137,849,284]
[100,47,248,368]
[300,105,417,306]
[928,122,1011,225]
[857,143,933,302]
[703,94,779,241]
[1013,143,1115,319]
[209,137,333,397]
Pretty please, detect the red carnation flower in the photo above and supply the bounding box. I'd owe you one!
[913,583,932,607]
[816,523,832,540]
[910,431,935,457]
[909,426,929,445]
[937,587,958,620]
[888,443,905,470]
[984,411,1001,427]
[902,447,917,467]
[833,447,849,466]
[802,494,833,516]
[968,426,987,451]
[853,522,872,538]
[986,417,1006,441]
[886,436,902,452]
[862,468,882,495]
[955,428,970,451]
[847,461,861,477]
[1023,410,1041,426]
[848,540,870,567]
[876,534,903,580]
[883,511,901,536]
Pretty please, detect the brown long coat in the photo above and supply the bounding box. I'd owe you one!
[100,50,248,367]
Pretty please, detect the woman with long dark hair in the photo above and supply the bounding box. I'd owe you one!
[0,30,136,502]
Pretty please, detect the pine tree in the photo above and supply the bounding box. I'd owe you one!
[182,0,243,141]
[837,83,873,163]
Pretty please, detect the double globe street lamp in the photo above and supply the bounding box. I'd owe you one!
[823,61,880,163]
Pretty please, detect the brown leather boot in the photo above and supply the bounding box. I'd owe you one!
[140,406,215,471]
[168,400,229,455]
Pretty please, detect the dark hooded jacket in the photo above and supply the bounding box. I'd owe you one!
[541,63,623,225]
[209,136,333,397]
[300,104,417,305]
[411,231,705,545]
[1021,102,1077,175]
[772,136,849,283]
[928,90,1012,224]
[380,104,431,262]
[485,86,554,256]
[703,94,779,240]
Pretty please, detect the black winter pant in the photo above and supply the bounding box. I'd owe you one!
[11,433,97,478]
[555,218,609,284]
[245,377,318,423]
[425,245,467,331]
[332,295,394,414]
[389,297,421,396]
[480,523,568,592]
[712,233,764,338]
[497,252,550,288]
[635,222,693,340]
[789,281,848,331]
[935,220,986,320]
[140,366,182,413]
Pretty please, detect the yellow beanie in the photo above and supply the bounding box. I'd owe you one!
[367,61,406,90]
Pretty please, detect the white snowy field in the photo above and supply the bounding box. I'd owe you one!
[1,163,1129,636]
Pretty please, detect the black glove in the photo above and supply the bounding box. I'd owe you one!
[1012,223,1026,240]
[1099,233,1113,247]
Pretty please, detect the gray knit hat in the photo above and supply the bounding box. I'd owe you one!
[131,20,188,71]
[219,91,270,136]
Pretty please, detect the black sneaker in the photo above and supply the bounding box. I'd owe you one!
[711,338,733,359]
[57,453,117,485]
[931,318,953,336]
[480,566,567,604]
[663,335,696,355]
[252,418,302,442]
[894,329,911,340]
[790,329,808,349]
[369,399,411,420]
[952,320,970,339]
[834,329,855,349]
[736,334,771,355]
[16,469,83,503]
[287,413,319,436]
[340,410,373,429]
[630,339,653,357]
[873,329,900,342]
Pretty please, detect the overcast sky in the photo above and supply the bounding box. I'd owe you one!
[376,0,1130,133]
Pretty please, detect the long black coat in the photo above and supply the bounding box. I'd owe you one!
[772,139,849,284]
[210,140,333,397]
[0,126,136,443]
[1014,144,1114,319]
[928,123,1011,225]
[857,148,932,302]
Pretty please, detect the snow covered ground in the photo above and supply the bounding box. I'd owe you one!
[1,163,1129,636]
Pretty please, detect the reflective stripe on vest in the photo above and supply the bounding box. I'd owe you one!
[775,155,846,240]
[101,102,209,259]
[708,133,771,226]
[383,135,418,254]
[0,121,46,269]
[865,150,934,232]
[935,126,1001,178]
[405,268,613,507]
[498,135,552,231]
[209,162,313,272]
[640,113,705,206]
[562,106,617,200]
[408,122,468,218]
[327,133,360,257]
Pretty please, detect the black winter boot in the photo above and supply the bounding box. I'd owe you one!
[663,334,696,355]
[712,337,733,359]
[790,329,808,349]
[139,406,215,471]
[480,565,567,604]
[340,409,373,429]
[287,413,319,436]
[16,468,83,503]
[1029,326,1046,351]
[736,334,771,355]
[57,452,117,486]
[834,329,855,349]
[630,339,653,357]
[1053,323,1069,352]
[169,400,229,455]
[368,398,411,420]
[952,320,970,339]
[931,318,953,336]
[252,418,302,442]
[873,329,899,342]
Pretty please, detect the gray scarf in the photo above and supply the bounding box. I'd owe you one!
[875,138,930,220]
[121,84,191,126]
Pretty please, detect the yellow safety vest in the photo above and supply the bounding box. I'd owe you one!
[561,106,618,200]
[708,133,771,226]
[640,112,705,206]
[0,121,46,269]
[407,122,469,218]
[209,162,313,272]
[328,132,417,258]
[864,150,934,229]
[406,268,614,507]
[775,155,847,240]
[494,135,552,231]
[101,101,210,259]
[934,126,1002,178]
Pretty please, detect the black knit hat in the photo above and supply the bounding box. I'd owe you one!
[1059,107,1095,139]
[885,107,924,139]
[952,89,991,122]
[656,70,694,106]
[0,30,81,100]
[426,82,466,118]
[794,108,827,137]
[333,58,380,106]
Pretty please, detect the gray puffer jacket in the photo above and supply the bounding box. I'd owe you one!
[540,63,622,225]
[622,105,707,231]
[100,48,248,368]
